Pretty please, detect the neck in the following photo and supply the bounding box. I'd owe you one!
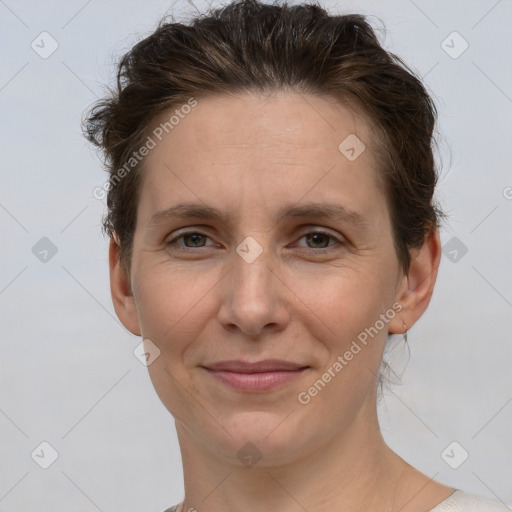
[174,390,413,512]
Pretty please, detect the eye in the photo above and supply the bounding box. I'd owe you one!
[166,231,214,250]
[295,230,342,251]
[166,229,343,253]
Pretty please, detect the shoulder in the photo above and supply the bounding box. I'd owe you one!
[430,490,510,511]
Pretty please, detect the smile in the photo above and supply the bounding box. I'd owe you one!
[203,368,309,392]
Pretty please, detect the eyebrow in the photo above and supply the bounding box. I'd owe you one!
[147,201,369,231]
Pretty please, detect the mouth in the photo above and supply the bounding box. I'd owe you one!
[201,359,310,392]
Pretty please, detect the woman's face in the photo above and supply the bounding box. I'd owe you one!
[112,91,422,465]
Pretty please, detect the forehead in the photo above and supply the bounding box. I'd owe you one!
[148,90,375,157]
[137,91,385,228]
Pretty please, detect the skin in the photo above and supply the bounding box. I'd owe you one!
[110,91,454,511]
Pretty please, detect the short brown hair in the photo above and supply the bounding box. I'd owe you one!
[84,0,443,275]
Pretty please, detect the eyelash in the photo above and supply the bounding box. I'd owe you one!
[165,229,344,254]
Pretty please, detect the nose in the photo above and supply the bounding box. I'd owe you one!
[216,239,291,339]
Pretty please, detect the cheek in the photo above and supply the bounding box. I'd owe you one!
[132,250,396,355]
[131,259,224,355]
[131,251,396,426]
[292,263,393,344]
[290,265,398,409]
[131,263,220,419]
[291,268,396,413]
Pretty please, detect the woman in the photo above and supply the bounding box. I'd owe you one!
[84,1,509,510]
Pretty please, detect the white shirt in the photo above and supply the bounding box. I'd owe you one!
[429,490,510,511]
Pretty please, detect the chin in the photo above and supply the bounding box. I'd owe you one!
[205,409,310,467]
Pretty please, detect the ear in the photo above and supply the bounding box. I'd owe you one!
[109,237,141,336]
[388,230,441,335]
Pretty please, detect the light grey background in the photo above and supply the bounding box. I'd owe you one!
[1,0,511,510]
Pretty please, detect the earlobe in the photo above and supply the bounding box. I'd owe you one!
[388,231,442,335]
[109,238,141,336]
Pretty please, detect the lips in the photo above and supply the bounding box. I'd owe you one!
[202,360,309,392]
[204,359,308,373]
